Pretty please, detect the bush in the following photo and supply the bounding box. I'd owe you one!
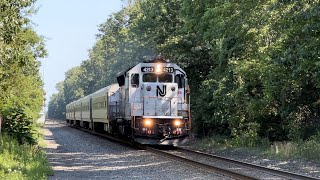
[0,134,53,179]
[231,122,260,147]
[269,133,320,161]
[297,132,320,160]
[1,108,36,145]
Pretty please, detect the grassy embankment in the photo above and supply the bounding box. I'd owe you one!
[0,125,53,180]
[195,133,320,161]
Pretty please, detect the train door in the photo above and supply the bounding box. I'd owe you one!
[73,105,75,121]
[90,97,93,130]
[130,73,142,116]
[125,74,130,118]
[130,73,140,101]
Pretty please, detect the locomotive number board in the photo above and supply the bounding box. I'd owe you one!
[141,67,174,73]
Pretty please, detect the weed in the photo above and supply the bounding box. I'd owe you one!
[194,135,320,161]
[0,134,53,180]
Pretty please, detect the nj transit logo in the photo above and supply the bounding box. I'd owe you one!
[156,85,166,97]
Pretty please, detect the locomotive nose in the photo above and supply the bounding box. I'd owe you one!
[142,82,178,117]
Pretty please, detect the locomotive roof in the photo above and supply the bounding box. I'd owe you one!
[116,57,170,78]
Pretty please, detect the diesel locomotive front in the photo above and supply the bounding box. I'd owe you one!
[66,57,191,145]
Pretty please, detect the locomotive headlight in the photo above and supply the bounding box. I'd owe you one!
[144,119,153,127]
[155,64,162,74]
[174,119,182,127]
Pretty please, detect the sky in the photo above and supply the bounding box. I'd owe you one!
[32,0,123,108]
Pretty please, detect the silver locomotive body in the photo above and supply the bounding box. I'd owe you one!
[66,58,191,145]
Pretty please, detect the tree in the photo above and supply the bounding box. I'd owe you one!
[0,0,46,120]
[47,82,65,119]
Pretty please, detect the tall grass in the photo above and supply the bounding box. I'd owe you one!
[268,132,320,160]
[0,134,53,180]
[195,133,320,161]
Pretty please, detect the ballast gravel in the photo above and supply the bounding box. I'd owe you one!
[44,119,231,180]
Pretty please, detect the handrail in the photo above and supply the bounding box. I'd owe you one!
[131,84,139,129]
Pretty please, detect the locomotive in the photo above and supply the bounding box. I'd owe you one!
[66,57,191,145]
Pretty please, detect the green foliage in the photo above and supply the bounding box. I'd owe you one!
[47,82,65,119]
[0,134,53,179]
[229,122,259,147]
[295,132,320,160]
[195,134,320,161]
[0,1,50,179]
[0,0,46,119]
[2,108,36,145]
[185,0,320,142]
[269,133,320,161]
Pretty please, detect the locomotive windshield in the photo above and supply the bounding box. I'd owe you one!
[143,73,157,82]
[142,73,173,83]
[158,73,172,82]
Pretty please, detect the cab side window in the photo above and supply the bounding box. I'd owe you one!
[131,74,139,88]
[175,74,185,88]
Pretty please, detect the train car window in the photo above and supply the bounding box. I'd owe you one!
[175,74,185,88]
[143,73,157,82]
[131,74,139,87]
[158,73,172,82]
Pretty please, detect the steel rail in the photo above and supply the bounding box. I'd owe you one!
[64,121,318,180]
[144,146,255,180]
[66,123,252,179]
[174,147,318,180]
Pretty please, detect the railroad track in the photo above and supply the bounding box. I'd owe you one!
[147,146,318,180]
[65,122,318,180]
